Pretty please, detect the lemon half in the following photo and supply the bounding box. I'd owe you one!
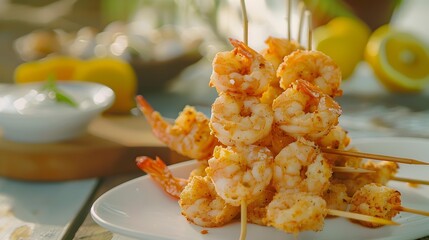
[314,17,370,79]
[73,58,137,114]
[365,27,429,92]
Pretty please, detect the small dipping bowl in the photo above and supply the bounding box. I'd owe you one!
[0,81,115,143]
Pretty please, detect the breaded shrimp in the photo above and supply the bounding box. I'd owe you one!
[136,95,218,160]
[272,138,332,195]
[206,145,274,206]
[210,38,275,96]
[179,175,240,227]
[247,186,276,226]
[259,83,284,105]
[269,123,296,155]
[334,160,398,197]
[272,79,341,141]
[210,93,273,146]
[349,183,401,228]
[322,183,351,212]
[316,125,351,150]
[266,192,328,234]
[261,36,302,70]
[277,49,342,97]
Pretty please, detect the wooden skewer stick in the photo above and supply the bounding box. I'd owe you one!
[237,2,248,238]
[239,200,247,240]
[240,0,248,45]
[286,0,291,40]
[330,166,429,186]
[297,1,306,44]
[332,166,375,174]
[327,209,399,226]
[305,10,312,50]
[392,176,429,185]
[394,206,429,217]
[331,168,429,186]
[321,148,429,165]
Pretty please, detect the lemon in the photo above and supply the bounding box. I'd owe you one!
[73,57,137,114]
[314,17,371,79]
[365,25,429,92]
[15,56,82,83]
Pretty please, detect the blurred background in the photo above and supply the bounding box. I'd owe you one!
[0,0,428,137]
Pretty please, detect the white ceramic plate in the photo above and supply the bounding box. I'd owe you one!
[91,137,429,240]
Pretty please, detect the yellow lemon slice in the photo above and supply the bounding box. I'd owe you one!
[73,58,137,114]
[15,56,82,83]
[314,17,370,79]
[365,26,429,92]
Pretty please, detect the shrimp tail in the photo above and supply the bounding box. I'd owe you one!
[136,156,188,199]
[229,38,255,60]
[135,95,171,143]
[295,79,321,99]
[136,95,156,123]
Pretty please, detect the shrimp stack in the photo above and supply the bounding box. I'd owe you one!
[207,38,276,237]
[136,36,410,237]
[259,38,342,234]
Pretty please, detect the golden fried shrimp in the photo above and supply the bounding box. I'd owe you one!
[179,175,240,227]
[136,156,188,199]
[272,138,332,195]
[189,162,208,178]
[269,124,296,155]
[136,95,218,160]
[322,183,350,212]
[334,160,398,197]
[266,192,328,234]
[277,49,342,97]
[209,38,275,96]
[206,145,274,206]
[210,93,273,146]
[362,160,399,185]
[261,36,302,70]
[259,84,284,105]
[272,79,341,141]
[316,125,350,150]
[247,186,276,226]
[349,183,401,228]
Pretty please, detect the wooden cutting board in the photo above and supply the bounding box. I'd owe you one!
[0,115,187,181]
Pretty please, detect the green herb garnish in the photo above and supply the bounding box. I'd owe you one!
[41,75,78,108]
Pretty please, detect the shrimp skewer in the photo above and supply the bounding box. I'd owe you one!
[316,125,350,150]
[272,79,341,140]
[206,145,274,206]
[261,37,302,71]
[322,183,350,212]
[349,183,429,227]
[179,175,240,227]
[277,49,343,97]
[333,158,398,197]
[136,95,218,161]
[210,93,273,146]
[136,156,240,227]
[210,38,275,97]
[272,138,332,195]
[260,37,303,105]
[266,192,397,235]
[206,144,273,240]
[266,192,328,234]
